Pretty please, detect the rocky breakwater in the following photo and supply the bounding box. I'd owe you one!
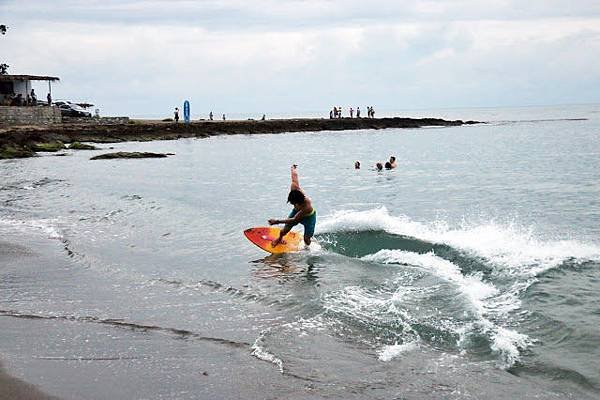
[0,117,480,159]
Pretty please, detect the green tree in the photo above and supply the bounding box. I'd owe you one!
[0,24,8,75]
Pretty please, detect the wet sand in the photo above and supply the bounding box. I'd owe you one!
[0,362,60,400]
[0,228,587,399]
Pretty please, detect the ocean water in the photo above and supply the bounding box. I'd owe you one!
[1,104,599,399]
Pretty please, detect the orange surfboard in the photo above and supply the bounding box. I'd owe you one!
[244,227,303,254]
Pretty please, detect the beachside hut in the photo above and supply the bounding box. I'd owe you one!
[0,74,60,104]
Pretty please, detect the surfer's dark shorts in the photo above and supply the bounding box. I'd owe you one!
[288,209,317,237]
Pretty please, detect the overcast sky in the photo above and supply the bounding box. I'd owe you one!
[2,0,600,117]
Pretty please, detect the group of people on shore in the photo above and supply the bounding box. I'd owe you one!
[173,108,269,123]
[330,106,376,119]
[354,156,397,171]
[207,111,228,121]
[1,89,52,107]
[170,105,382,122]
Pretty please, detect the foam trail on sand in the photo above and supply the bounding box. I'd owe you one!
[251,328,284,373]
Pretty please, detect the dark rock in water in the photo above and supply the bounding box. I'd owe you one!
[0,144,35,159]
[90,152,170,160]
[69,142,98,150]
[31,141,65,152]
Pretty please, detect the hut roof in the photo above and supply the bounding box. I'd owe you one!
[0,75,60,82]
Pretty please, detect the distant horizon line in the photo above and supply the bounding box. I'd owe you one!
[120,102,599,120]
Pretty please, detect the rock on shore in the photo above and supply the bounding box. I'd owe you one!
[0,117,481,159]
[90,152,170,160]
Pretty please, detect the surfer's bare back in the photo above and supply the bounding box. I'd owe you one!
[268,165,316,247]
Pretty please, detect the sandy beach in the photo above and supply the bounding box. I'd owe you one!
[0,362,59,400]
[0,241,61,400]
[0,363,56,400]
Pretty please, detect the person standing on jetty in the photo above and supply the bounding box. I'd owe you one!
[268,165,316,247]
[356,107,361,118]
[209,111,213,121]
[174,107,179,123]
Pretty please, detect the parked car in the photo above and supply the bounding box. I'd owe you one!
[56,101,92,118]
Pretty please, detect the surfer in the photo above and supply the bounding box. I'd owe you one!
[268,164,316,247]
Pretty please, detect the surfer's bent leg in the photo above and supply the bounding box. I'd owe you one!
[301,210,317,246]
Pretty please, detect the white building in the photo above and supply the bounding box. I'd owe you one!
[0,74,59,105]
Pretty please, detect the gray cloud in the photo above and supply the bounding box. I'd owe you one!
[5,0,600,30]
[2,0,600,116]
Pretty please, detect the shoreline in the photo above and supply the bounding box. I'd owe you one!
[0,360,60,400]
[0,117,480,159]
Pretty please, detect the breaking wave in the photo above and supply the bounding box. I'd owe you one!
[314,207,600,367]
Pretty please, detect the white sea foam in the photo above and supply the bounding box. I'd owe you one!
[0,217,63,239]
[490,326,533,368]
[323,284,423,361]
[361,249,529,367]
[306,240,323,254]
[363,250,498,317]
[378,341,419,362]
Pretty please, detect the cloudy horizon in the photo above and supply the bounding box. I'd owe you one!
[2,0,600,118]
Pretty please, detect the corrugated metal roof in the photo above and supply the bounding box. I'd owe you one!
[0,75,60,81]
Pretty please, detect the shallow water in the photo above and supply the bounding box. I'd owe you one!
[1,104,599,399]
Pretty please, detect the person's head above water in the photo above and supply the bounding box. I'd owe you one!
[375,162,383,171]
[390,156,396,163]
[355,161,360,169]
[385,162,392,169]
[287,189,306,205]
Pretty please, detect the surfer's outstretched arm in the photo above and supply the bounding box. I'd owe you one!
[290,164,300,191]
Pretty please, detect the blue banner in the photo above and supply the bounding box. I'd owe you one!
[183,100,190,124]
